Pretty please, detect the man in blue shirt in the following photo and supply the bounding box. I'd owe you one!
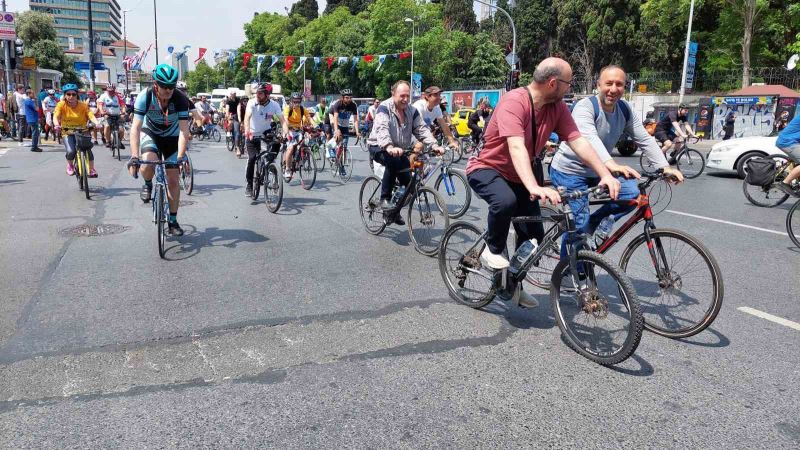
[23,88,42,152]
[775,113,800,196]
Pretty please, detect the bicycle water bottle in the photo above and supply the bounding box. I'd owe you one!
[594,216,615,246]
[508,239,538,276]
[392,186,406,205]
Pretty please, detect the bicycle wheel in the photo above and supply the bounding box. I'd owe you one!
[211,127,221,142]
[550,250,643,365]
[359,175,387,235]
[439,221,496,308]
[742,155,791,207]
[358,136,368,153]
[264,162,283,213]
[181,154,194,195]
[440,145,454,165]
[226,135,234,151]
[80,153,90,200]
[340,147,354,182]
[433,168,471,219]
[154,185,166,258]
[407,186,450,257]
[675,149,705,179]
[252,160,262,201]
[74,152,83,190]
[451,140,464,164]
[311,142,325,172]
[619,228,723,339]
[788,199,800,248]
[639,151,658,173]
[298,148,317,190]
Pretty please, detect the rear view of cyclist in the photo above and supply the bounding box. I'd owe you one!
[127,64,194,236]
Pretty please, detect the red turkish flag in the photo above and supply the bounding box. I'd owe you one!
[326,57,334,70]
[398,52,412,60]
[285,55,295,73]
[242,52,252,68]
[363,54,374,63]
[193,48,207,64]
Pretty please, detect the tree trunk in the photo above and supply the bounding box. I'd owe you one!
[741,6,754,88]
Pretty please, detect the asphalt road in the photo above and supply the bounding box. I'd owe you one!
[0,135,798,448]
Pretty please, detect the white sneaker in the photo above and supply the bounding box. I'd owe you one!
[480,246,509,269]
[517,290,539,309]
[283,170,292,181]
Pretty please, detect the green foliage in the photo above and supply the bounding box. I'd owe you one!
[17,11,82,87]
[290,0,319,21]
[442,0,477,33]
[185,61,221,95]
[15,11,58,45]
[467,33,508,84]
[324,0,373,15]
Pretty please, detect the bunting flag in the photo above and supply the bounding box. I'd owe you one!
[269,55,280,70]
[284,55,295,73]
[326,57,334,70]
[337,56,348,66]
[376,54,387,72]
[163,45,175,62]
[256,54,265,74]
[242,52,252,69]
[398,51,412,60]
[350,56,360,72]
[363,54,374,64]
[194,47,207,64]
[294,56,307,73]
[313,56,321,71]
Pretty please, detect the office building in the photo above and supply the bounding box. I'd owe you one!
[29,0,122,50]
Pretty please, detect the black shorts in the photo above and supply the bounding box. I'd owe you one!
[140,131,179,165]
[653,130,675,143]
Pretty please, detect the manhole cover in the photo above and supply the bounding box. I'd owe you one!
[59,224,131,237]
[179,200,195,207]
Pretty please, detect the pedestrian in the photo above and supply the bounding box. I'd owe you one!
[23,88,42,152]
[723,110,735,140]
[7,89,19,138]
[14,85,28,144]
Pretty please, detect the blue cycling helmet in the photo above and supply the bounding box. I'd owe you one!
[62,83,78,94]
[152,63,179,88]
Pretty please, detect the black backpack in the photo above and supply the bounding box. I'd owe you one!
[745,157,778,186]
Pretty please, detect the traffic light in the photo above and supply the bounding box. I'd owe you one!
[14,39,24,57]
[505,69,520,91]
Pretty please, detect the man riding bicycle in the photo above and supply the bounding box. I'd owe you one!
[412,86,459,151]
[775,112,800,197]
[654,103,697,164]
[313,97,328,136]
[468,103,490,145]
[53,84,101,177]
[127,64,195,236]
[98,84,126,150]
[549,65,684,256]
[330,89,361,175]
[224,90,242,156]
[194,95,213,131]
[282,92,313,181]
[367,80,445,226]
[466,57,621,309]
[243,82,289,198]
[41,89,58,142]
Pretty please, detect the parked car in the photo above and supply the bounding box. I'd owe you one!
[451,108,484,137]
[706,131,785,178]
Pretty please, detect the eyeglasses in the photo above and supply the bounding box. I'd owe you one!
[556,79,575,89]
[65,93,77,97]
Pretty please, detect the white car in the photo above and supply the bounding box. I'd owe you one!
[705,132,786,178]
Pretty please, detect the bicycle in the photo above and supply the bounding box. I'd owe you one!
[329,133,355,182]
[104,114,124,161]
[419,149,471,218]
[359,148,450,256]
[281,130,317,190]
[179,151,194,195]
[438,186,643,366]
[641,136,705,179]
[306,126,326,172]
[742,155,798,207]
[788,198,800,248]
[63,127,95,200]
[137,156,188,259]
[250,131,284,213]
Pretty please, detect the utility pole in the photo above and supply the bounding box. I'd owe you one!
[87,0,96,91]
[2,0,12,96]
[153,0,159,65]
[679,0,696,104]
[123,9,129,93]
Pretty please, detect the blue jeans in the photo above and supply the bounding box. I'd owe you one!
[549,168,639,257]
[28,122,39,148]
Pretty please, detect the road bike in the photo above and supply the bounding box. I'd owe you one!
[359,148,450,256]
[742,155,798,207]
[281,131,317,190]
[641,136,705,179]
[138,156,188,259]
[106,114,122,161]
[64,127,95,200]
[419,150,471,219]
[179,151,194,195]
[251,131,284,213]
[329,133,355,182]
[438,186,643,366]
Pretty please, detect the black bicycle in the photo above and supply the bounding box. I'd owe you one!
[106,114,122,161]
[439,186,643,366]
[641,136,705,179]
[251,131,284,213]
[136,156,188,258]
[359,148,450,256]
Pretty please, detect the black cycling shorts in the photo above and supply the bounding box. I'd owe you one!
[653,130,675,143]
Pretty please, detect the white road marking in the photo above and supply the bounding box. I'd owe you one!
[0,148,9,157]
[665,210,788,236]
[738,307,800,331]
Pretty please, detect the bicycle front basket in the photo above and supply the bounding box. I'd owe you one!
[75,133,93,150]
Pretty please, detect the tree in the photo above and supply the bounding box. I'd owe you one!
[442,0,477,33]
[467,33,507,84]
[290,0,319,21]
[185,60,220,95]
[510,0,555,72]
[324,0,373,15]
[15,11,57,45]
[725,0,768,87]
[16,11,82,87]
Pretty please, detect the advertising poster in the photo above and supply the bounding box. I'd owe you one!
[775,97,797,132]
[452,92,473,111]
[474,90,500,108]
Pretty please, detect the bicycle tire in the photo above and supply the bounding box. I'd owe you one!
[788,199,800,248]
[311,142,325,172]
[80,153,90,200]
[676,148,705,179]
[265,162,283,213]
[299,148,317,190]
[154,185,166,258]
[252,159,263,201]
[433,168,471,219]
[439,221,496,309]
[639,151,658,173]
[181,154,194,195]
[211,127,221,142]
[340,147,354,182]
[550,250,643,365]
[226,135,234,151]
[618,228,723,339]
[359,175,387,235]
[451,139,463,164]
[115,130,121,161]
[407,186,450,257]
[74,152,83,190]
[742,155,791,207]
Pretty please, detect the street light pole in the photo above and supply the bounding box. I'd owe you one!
[404,18,414,84]
[2,0,12,96]
[87,0,96,91]
[678,0,696,104]
[153,0,159,65]
[298,40,305,97]
[473,0,517,75]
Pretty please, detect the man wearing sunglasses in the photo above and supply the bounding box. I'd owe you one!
[127,64,195,237]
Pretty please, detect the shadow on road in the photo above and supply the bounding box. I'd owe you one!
[0,179,25,186]
[674,326,731,348]
[607,352,655,377]
[164,225,269,260]
[276,196,327,215]
[190,183,241,197]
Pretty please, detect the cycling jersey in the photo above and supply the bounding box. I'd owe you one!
[41,96,58,112]
[331,99,357,128]
[655,111,686,134]
[133,88,193,138]
[283,104,310,129]
[246,99,283,135]
[85,98,98,111]
[54,100,96,131]
[99,92,123,115]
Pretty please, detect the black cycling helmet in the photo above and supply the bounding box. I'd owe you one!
[256,82,273,95]
[152,63,179,88]
[340,88,352,96]
[678,103,688,109]
[290,92,302,100]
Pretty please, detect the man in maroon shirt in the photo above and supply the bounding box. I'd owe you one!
[466,57,620,308]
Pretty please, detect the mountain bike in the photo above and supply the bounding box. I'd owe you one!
[439,186,643,366]
[359,148,450,256]
[64,127,95,200]
[419,150,471,218]
[138,156,188,259]
[106,114,122,161]
[742,155,798,207]
[306,126,326,172]
[329,133,355,182]
[641,136,705,179]
[281,131,317,190]
[788,198,800,248]
[251,131,284,213]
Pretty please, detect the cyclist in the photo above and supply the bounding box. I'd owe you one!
[312,96,328,134]
[84,90,102,144]
[365,98,380,134]
[127,64,194,236]
[366,80,444,225]
[330,88,361,176]
[412,85,459,150]
[194,95,213,130]
[549,65,684,256]
[41,89,59,142]
[243,82,289,197]
[53,84,101,177]
[774,112,800,196]
[654,103,697,163]
[224,90,242,156]
[282,92,312,181]
[466,57,620,308]
[468,102,490,145]
[98,85,126,150]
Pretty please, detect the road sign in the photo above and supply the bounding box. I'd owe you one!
[505,52,519,68]
[21,57,36,70]
[0,12,16,41]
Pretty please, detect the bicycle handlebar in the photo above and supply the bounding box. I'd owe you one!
[557,185,608,201]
